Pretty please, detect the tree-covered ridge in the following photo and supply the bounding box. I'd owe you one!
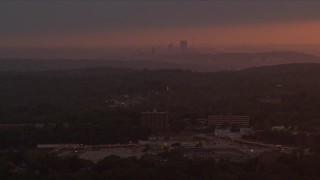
[1,64,320,125]
[1,149,320,180]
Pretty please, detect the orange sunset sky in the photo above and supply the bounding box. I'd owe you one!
[1,1,320,48]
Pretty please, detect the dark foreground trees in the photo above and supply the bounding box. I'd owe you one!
[1,150,320,180]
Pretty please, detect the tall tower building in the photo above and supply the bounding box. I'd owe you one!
[151,47,156,55]
[180,40,188,51]
[168,43,174,52]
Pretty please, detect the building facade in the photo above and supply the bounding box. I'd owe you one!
[208,115,250,127]
[141,111,170,132]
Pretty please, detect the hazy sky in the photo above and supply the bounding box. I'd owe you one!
[2,1,320,48]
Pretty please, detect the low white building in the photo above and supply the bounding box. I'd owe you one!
[271,126,285,131]
[240,128,254,136]
[215,129,241,139]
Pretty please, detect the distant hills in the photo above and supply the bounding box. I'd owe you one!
[188,51,320,71]
[0,51,319,72]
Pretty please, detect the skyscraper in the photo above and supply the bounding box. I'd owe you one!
[180,40,188,51]
[168,43,174,52]
[151,47,156,55]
